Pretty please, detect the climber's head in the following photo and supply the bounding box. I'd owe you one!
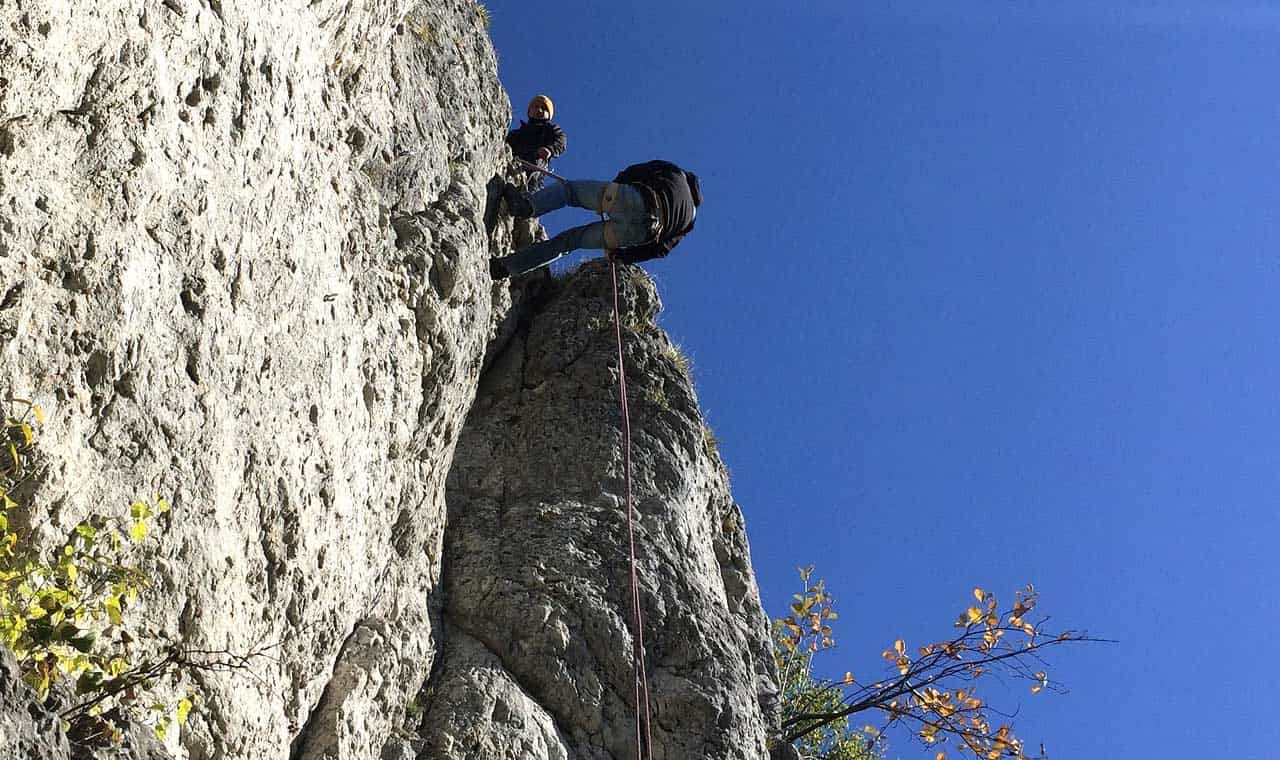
[527,95,554,121]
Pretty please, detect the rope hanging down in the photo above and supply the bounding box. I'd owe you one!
[509,156,656,760]
[610,255,655,760]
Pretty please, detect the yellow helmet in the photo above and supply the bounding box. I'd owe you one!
[527,94,554,119]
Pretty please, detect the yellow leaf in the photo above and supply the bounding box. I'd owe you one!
[1031,684,1043,694]
[32,406,45,425]
[973,587,985,602]
[894,639,905,656]
[937,753,947,760]
[130,520,148,543]
[967,607,983,624]
[843,672,854,685]
[105,596,123,625]
[177,698,193,724]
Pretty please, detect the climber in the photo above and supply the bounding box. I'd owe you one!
[506,94,566,189]
[488,160,700,280]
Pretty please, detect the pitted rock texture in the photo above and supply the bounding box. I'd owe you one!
[422,261,778,760]
[2,3,780,759]
[1,1,508,758]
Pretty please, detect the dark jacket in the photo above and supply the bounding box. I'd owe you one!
[613,160,699,264]
[506,118,566,167]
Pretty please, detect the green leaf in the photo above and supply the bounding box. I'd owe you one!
[105,595,123,625]
[177,698,193,724]
[71,632,96,653]
[75,670,104,694]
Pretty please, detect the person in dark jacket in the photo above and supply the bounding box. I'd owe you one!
[506,95,566,188]
[490,160,700,280]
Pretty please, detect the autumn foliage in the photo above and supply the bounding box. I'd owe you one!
[775,567,1101,760]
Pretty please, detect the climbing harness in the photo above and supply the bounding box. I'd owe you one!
[512,155,656,760]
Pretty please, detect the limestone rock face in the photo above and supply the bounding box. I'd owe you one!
[1,3,779,759]
[1,1,507,758]
[0,648,71,760]
[422,261,777,760]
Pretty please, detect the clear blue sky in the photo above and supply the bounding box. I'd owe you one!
[488,2,1279,757]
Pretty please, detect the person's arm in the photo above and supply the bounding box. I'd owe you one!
[548,124,566,157]
[537,125,566,161]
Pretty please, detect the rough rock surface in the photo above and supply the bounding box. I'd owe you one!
[421,261,777,760]
[0,648,71,760]
[1,1,507,758]
[1,646,170,760]
[1,2,779,759]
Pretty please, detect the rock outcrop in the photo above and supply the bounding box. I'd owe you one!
[420,262,776,759]
[0,2,777,759]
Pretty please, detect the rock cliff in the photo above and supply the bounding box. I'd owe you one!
[420,262,776,760]
[0,2,777,759]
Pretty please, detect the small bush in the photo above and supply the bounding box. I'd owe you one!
[663,343,693,379]
[644,385,669,411]
[405,11,435,44]
[0,400,191,744]
[702,425,720,459]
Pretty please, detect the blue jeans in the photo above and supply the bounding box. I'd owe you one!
[496,180,657,276]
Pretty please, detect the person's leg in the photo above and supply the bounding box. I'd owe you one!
[523,181,568,216]
[490,184,655,278]
[494,220,609,276]
[520,180,612,216]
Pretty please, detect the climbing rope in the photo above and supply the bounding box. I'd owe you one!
[512,155,571,189]
[610,255,655,760]
[512,155,656,760]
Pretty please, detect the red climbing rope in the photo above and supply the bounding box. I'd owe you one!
[611,256,655,760]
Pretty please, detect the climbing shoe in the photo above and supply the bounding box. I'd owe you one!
[483,177,504,234]
[489,258,510,280]
[501,182,534,218]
